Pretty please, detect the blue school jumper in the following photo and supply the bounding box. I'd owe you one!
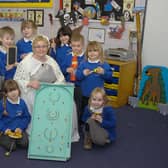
[50,44,72,72]
[0,98,31,132]
[0,49,16,80]
[62,52,85,86]
[16,38,32,62]
[82,106,116,141]
[76,60,112,97]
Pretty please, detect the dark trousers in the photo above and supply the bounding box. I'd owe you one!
[74,86,82,122]
[0,131,29,151]
[82,96,89,114]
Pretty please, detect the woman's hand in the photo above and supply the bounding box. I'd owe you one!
[27,80,40,89]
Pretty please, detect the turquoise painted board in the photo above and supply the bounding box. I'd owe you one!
[28,83,74,161]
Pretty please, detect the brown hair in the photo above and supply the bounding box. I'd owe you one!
[88,87,109,107]
[21,20,37,33]
[85,41,104,63]
[56,26,72,46]
[71,33,84,45]
[2,80,21,116]
[0,26,15,39]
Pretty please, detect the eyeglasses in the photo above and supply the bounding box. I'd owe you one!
[34,45,48,49]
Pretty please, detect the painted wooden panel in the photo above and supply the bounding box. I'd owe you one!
[28,83,74,161]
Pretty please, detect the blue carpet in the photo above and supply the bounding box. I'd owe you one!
[1,105,168,168]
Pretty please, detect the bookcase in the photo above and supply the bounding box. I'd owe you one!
[104,59,136,107]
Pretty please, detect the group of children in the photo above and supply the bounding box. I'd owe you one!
[0,20,116,153]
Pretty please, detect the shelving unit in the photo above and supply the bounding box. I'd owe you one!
[105,59,136,107]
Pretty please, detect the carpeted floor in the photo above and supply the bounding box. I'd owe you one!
[1,105,168,168]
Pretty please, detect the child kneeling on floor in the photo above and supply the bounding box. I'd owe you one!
[82,87,116,150]
[0,80,31,153]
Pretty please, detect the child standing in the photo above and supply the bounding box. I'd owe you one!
[0,79,31,152]
[0,26,17,80]
[16,20,37,62]
[62,33,85,122]
[49,26,72,71]
[76,41,112,115]
[82,87,116,150]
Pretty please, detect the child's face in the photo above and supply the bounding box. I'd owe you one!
[7,89,19,102]
[90,92,104,109]
[60,35,70,45]
[87,48,100,61]
[1,33,14,49]
[22,26,34,39]
[71,40,83,55]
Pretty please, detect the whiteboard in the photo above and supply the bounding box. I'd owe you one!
[142,0,168,68]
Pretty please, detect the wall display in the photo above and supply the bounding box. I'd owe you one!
[0,9,26,21]
[67,0,135,21]
[0,0,53,8]
[88,28,105,43]
[27,9,44,27]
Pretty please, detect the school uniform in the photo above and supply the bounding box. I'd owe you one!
[0,97,31,150]
[0,47,16,80]
[16,38,33,62]
[82,105,116,144]
[76,59,112,112]
[50,44,72,72]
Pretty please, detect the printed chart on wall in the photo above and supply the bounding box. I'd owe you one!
[68,0,135,21]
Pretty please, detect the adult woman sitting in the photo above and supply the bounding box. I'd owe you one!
[14,35,79,142]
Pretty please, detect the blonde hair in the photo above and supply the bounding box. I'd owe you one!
[0,26,15,39]
[88,87,109,107]
[32,35,49,49]
[85,41,104,63]
[21,20,37,33]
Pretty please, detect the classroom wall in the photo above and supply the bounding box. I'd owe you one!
[142,0,168,67]
[0,0,145,52]
[0,0,139,50]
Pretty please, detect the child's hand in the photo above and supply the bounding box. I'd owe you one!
[94,67,104,74]
[15,128,22,134]
[27,80,40,89]
[91,114,96,120]
[50,39,56,49]
[6,64,15,70]
[83,69,92,76]
[95,114,103,123]
[4,129,11,135]
[67,67,74,73]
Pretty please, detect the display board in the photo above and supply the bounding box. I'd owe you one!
[28,83,74,161]
[70,0,134,21]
